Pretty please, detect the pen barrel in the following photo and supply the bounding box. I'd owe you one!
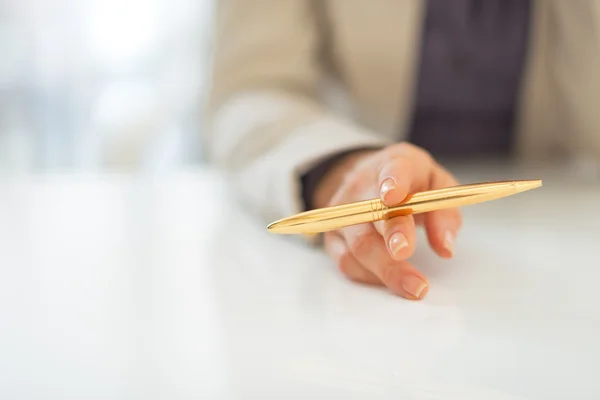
[311,199,384,232]
[369,199,386,221]
[385,185,519,218]
[267,180,541,234]
[267,198,385,234]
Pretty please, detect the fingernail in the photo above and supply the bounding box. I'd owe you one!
[443,230,455,255]
[402,275,428,299]
[380,178,396,201]
[388,232,408,257]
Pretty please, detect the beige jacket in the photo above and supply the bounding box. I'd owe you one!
[205,0,600,226]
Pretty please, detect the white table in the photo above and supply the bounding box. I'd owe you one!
[1,166,599,400]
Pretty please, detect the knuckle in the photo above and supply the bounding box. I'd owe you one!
[415,146,434,165]
[393,141,432,163]
[390,141,433,164]
[395,142,430,161]
[394,142,415,153]
[379,153,410,179]
[384,143,413,162]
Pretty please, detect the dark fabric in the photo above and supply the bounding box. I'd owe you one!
[301,0,532,210]
[408,0,532,157]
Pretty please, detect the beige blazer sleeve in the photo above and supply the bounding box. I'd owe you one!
[204,0,389,227]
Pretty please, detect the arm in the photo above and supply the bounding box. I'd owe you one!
[204,0,388,228]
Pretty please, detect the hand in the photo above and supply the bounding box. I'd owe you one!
[314,143,462,300]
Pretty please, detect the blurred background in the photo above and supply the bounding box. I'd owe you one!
[0,0,213,173]
[2,0,599,180]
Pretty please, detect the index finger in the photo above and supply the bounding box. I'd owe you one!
[377,143,435,206]
[376,143,463,258]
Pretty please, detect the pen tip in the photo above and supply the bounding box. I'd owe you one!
[514,179,542,193]
[267,220,288,233]
[267,217,309,234]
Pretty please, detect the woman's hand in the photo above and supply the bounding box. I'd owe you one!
[313,143,462,300]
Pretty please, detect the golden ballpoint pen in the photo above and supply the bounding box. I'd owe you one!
[267,179,542,235]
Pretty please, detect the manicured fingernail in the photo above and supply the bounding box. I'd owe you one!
[388,232,408,257]
[380,178,396,201]
[402,275,428,299]
[443,230,455,255]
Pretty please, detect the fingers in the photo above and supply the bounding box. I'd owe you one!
[373,215,417,261]
[376,143,463,258]
[378,259,429,300]
[338,223,429,299]
[424,165,463,258]
[330,158,419,264]
[324,233,382,286]
[322,141,464,302]
[378,155,413,206]
[424,211,460,258]
[377,143,435,206]
[328,164,375,207]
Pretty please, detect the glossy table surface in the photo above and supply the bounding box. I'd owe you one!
[1,165,599,399]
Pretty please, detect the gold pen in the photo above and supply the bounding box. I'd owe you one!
[267,179,542,235]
